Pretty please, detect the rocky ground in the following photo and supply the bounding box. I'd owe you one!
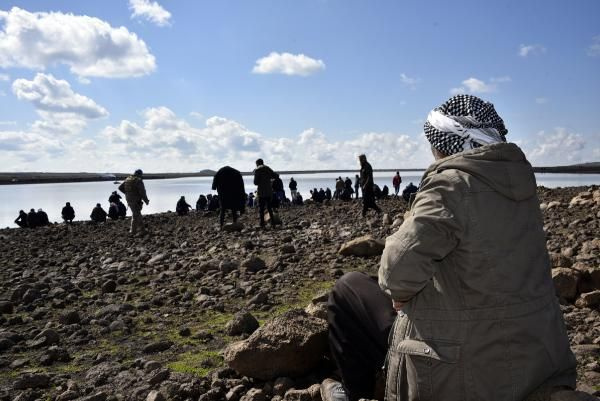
[0,186,599,401]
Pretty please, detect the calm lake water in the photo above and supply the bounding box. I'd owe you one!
[1,171,598,228]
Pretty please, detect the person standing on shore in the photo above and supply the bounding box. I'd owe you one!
[61,202,75,224]
[392,171,402,196]
[118,169,149,235]
[253,159,277,228]
[212,166,246,227]
[289,177,298,200]
[354,174,360,199]
[359,154,382,217]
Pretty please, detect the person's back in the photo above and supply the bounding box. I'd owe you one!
[108,191,121,204]
[108,203,119,220]
[381,143,576,400]
[119,174,148,206]
[253,164,275,198]
[289,179,297,191]
[27,209,39,228]
[62,203,75,222]
[176,197,191,216]
[402,182,418,202]
[90,204,107,223]
[197,195,207,210]
[38,209,49,226]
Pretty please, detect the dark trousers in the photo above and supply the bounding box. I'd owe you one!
[327,272,396,401]
[354,186,360,199]
[362,190,382,217]
[219,207,238,226]
[258,196,274,227]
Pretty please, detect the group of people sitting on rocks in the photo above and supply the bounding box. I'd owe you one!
[14,208,49,228]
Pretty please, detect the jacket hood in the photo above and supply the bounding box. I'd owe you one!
[425,142,537,201]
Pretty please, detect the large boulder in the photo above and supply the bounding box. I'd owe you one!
[338,235,385,257]
[552,268,581,301]
[226,311,260,336]
[224,309,328,380]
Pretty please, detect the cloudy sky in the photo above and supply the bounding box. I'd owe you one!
[0,0,599,173]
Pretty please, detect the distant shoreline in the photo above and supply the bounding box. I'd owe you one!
[0,166,599,185]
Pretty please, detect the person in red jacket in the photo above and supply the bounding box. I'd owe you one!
[392,171,402,196]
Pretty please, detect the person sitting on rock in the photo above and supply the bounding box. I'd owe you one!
[319,188,326,202]
[27,208,39,228]
[320,95,576,401]
[325,187,332,201]
[196,194,208,211]
[108,191,122,204]
[90,203,107,223]
[381,185,389,198]
[207,194,220,212]
[292,192,304,206]
[212,166,246,227]
[176,196,192,216]
[108,202,119,220]
[62,202,75,223]
[37,208,49,226]
[402,182,419,203]
[14,210,28,228]
[117,201,127,219]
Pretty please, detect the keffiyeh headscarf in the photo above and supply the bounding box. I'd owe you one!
[424,95,508,156]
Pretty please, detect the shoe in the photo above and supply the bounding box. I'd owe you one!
[320,378,349,401]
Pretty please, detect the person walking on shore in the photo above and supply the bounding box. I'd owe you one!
[118,169,149,235]
[14,210,28,228]
[321,95,576,401]
[253,159,277,228]
[359,154,382,217]
[212,166,246,227]
[62,202,75,223]
[354,174,360,199]
[392,171,402,196]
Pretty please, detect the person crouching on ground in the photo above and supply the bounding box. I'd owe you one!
[321,95,576,401]
[176,196,192,216]
[118,169,150,235]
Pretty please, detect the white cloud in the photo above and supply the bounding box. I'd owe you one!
[0,73,9,81]
[12,73,108,136]
[0,7,156,78]
[535,97,548,104]
[450,76,511,95]
[587,35,600,57]
[400,73,420,89]
[525,128,588,165]
[13,73,108,118]
[98,106,430,172]
[252,52,325,76]
[0,120,16,126]
[519,44,546,57]
[189,111,204,120]
[0,130,63,161]
[129,0,172,27]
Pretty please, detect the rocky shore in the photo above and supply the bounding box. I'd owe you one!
[1,186,599,401]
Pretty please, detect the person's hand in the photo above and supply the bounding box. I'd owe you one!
[392,300,404,311]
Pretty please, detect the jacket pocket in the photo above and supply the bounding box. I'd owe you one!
[394,339,463,401]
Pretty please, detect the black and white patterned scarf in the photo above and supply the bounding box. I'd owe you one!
[424,95,508,155]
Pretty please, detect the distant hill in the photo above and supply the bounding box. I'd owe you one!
[198,169,216,176]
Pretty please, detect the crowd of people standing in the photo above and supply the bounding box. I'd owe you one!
[13,158,419,232]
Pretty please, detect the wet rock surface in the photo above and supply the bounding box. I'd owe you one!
[0,187,599,399]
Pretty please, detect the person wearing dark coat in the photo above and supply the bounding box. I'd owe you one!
[14,210,28,228]
[247,193,255,208]
[196,195,207,211]
[37,209,49,226]
[117,201,127,218]
[381,185,389,198]
[108,191,122,204]
[292,192,304,206]
[108,203,119,220]
[289,178,298,199]
[90,203,107,223]
[359,154,383,217]
[62,202,75,223]
[402,182,419,203]
[176,196,192,216]
[272,175,285,204]
[27,208,39,228]
[253,159,277,228]
[212,166,246,227]
[207,194,219,211]
[354,174,360,199]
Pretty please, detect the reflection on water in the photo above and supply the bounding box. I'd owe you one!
[0,171,598,228]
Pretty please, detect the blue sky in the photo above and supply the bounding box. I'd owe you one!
[0,0,598,172]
